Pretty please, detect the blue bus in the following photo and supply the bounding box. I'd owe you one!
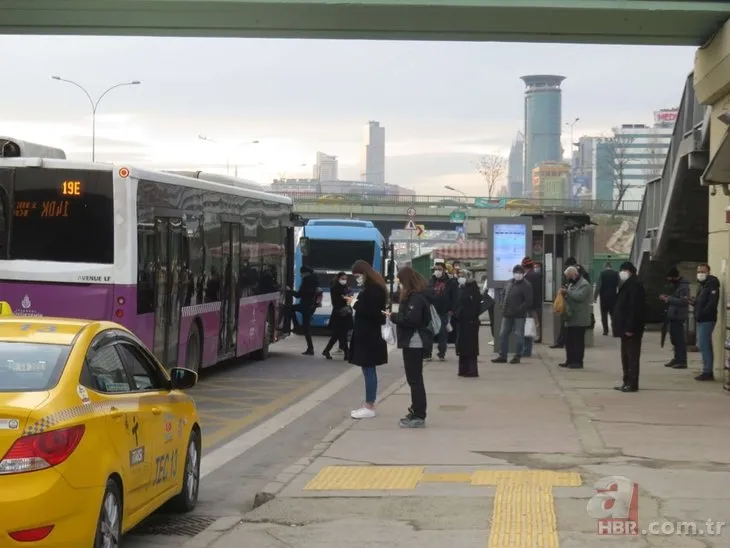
[294,219,386,328]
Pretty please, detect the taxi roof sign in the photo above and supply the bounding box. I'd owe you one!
[0,301,12,316]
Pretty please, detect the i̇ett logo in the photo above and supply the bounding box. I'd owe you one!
[586,475,639,535]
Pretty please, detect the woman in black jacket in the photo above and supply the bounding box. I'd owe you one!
[323,272,354,360]
[347,260,389,420]
[388,266,432,428]
[456,270,481,377]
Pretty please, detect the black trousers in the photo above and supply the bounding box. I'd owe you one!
[324,324,349,356]
[621,334,642,389]
[403,348,427,419]
[291,304,314,350]
[555,321,566,346]
[600,305,615,335]
[564,326,586,366]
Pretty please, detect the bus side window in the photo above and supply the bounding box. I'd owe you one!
[137,224,155,315]
[0,186,7,259]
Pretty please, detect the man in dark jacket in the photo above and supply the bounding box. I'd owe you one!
[693,263,720,381]
[550,256,590,348]
[660,266,690,369]
[290,265,318,355]
[492,264,533,364]
[423,262,457,361]
[522,257,542,356]
[594,262,620,337]
[613,261,646,392]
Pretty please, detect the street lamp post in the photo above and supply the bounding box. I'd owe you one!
[565,117,580,160]
[51,76,141,162]
[198,135,259,175]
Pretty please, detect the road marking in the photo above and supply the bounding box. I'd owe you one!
[303,466,581,547]
[201,380,319,450]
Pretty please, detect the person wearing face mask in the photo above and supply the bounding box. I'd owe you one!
[558,265,592,369]
[521,257,542,356]
[423,262,457,361]
[288,265,318,355]
[347,260,389,419]
[550,256,590,349]
[492,264,533,364]
[692,263,720,381]
[455,269,481,377]
[659,266,690,369]
[322,272,354,360]
[613,262,646,392]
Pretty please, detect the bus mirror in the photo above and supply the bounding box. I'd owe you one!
[0,301,13,316]
[300,237,310,256]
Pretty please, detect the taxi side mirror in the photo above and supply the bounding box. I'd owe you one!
[169,367,197,390]
[0,301,12,316]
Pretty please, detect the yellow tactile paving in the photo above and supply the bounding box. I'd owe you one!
[302,466,582,547]
[304,466,425,490]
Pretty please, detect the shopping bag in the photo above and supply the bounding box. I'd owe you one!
[381,317,397,345]
[428,304,442,335]
[553,292,566,315]
[446,317,453,333]
[524,317,537,339]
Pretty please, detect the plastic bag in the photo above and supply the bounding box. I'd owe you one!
[553,292,566,315]
[428,304,442,334]
[381,317,397,345]
[446,318,453,333]
[524,317,537,339]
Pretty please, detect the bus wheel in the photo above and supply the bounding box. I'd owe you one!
[185,323,202,373]
[254,309,273,361]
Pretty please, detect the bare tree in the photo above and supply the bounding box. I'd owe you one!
[475,154,508,197]
[598,135,635,212]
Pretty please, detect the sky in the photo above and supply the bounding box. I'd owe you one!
[1,35,696,195]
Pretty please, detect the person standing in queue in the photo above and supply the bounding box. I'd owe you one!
[692,263,720,381]
[424,262,457,361]
[322,271,353,360]
[455,269,481,377]
[550,257,590,349]
[522,257,542,357]
[289,265,318,355]
[594,262,620,337]
[613,261,646,392]
[660,266,690,369]
[387,266,431,428]
[347,260,388,419]
[558,266,593,369]
[492,264,532,364]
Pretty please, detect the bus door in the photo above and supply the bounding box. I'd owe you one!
[217,222,240,358]
[0,168,12,259]
[152,216,185,368]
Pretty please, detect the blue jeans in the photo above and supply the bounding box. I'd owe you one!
[523,337,533,357]
[362,366,378,404]
[425,313,449,358]
[499,317,525,359]
[697,321,716,375]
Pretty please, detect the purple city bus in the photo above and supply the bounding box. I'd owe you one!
[0,151,295,372]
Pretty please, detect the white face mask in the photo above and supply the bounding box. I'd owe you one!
[619,271,630,282]
[355,275,365,286]
[339,279,348,286]
[697,273,708,282]
[513,273,524,281]
[458,277,466,285]
[433,270,443,278]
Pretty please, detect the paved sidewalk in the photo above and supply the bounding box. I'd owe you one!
[201,328,730,547]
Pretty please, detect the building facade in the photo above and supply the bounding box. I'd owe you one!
[507,131,525,197]
[314,151,338,182]
[361,120,386,185]
[531,162,571,201]
[521,75,565,194]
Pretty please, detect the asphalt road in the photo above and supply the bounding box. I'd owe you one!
[124,333,405,547]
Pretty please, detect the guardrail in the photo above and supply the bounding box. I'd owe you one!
[271,192,643,214]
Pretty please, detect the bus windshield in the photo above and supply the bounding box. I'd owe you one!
[8,168,114,264]
[304,239,375,272]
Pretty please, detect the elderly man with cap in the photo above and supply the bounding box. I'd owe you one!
[613,261,646,392]
[521,257,542,357]
[558,265,592,369]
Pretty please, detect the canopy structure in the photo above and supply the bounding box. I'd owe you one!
[432,240,487,260]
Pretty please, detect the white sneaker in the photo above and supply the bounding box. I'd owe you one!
[350,407,376,419]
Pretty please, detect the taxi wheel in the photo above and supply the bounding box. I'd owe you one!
[170,429,201,513]
[94,479,122,548]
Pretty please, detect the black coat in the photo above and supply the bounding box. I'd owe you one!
[596,269,620,308]
[349,283,388,367]
[613,275,646,336]
[525,269,542,311]
[328,282,354,331]
[695,274,720,323]
[456,281,481,357]
[294,271,319,308]
[392,291,433,349]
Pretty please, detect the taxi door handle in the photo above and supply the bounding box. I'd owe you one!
[109,407,123,420]
[151,407,162,416]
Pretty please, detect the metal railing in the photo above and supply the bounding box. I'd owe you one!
[272,192,643,214]
[631,72,709,271]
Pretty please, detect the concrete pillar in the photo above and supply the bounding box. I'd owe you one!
[694,18,730,377]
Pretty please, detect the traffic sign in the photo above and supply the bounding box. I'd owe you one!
[449,210,467,223]
[406,207,416,217]
[405,219,417,230]
[416,224,425,237]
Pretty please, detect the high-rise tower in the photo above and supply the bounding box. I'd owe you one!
[521,75,565,194]
[507,131,525,197]
[360,121,385,185]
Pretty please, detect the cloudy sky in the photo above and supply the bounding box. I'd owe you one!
[2,36,695,195]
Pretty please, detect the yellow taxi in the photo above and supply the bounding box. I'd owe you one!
[0,305,201,548]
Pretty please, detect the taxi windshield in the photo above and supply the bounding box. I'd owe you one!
[0,342,71,392]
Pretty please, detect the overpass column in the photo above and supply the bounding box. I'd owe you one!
[694,17,730,378]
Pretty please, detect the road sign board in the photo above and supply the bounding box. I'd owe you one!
[406,207,416,217]
[405,219,417,230]
[416,224,425,237]
[450,210,467,223]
